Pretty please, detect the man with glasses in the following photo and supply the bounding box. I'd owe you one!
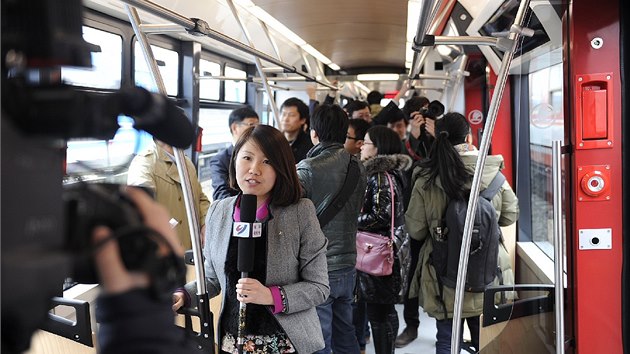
[209,106,259,201]
[344,118,370,157]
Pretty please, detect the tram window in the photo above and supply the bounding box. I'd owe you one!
[61,26,122,89]
[224,66,247,103]
[134,43,179,96]
[65,115,153,182]
[480,2,550,59]
[528,63,564,258]
[200,59,221,100]
[198,108,233,151]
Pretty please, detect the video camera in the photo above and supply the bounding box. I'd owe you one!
[1,1,190,352]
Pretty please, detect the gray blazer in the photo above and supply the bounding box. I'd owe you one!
[186,197,330,353]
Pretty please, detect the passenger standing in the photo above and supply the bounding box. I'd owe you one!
[280,97,313,163]
[344,117,372,353]
[297,104,367,354]
[127,139,210,250]
[344,118,371,157]
[209,106,259,201]
[394,96,436,349]
[356,125,413,354]
[344,100,372,123]
[173,125,330,354]
[367,90,384,118]
[405,113,519,354]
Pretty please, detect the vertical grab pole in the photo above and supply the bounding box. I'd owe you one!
[449,0,531,353]
[447,54,468,112]
[225,0,281,127]
[552,140,566,354]
[126,5,205,292]
[127,6,214,349]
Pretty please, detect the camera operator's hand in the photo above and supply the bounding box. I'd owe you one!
[409,111,426,139]
[424,116,436,137]
[93,187,183,295]
[172,292,185,312]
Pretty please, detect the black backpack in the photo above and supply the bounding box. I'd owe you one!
[431,172,506,293]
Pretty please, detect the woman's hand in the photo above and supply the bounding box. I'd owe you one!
[235,278,273,305]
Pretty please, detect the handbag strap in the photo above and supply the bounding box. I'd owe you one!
[384,171,395,241]
[317,157,361,228]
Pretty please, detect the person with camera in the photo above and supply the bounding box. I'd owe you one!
[93,186,198,354]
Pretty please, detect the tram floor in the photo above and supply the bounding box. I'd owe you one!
[365,304,437,354]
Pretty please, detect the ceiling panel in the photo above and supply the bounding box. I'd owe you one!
[254,0,408,72]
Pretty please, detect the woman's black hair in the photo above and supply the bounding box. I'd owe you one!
[417,112,472,200]
[366,125,402,155]
[229,125,302,206]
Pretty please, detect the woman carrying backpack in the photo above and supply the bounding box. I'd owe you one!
[356,126,413,354]
[405,112,519,354]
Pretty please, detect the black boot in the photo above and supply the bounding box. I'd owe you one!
[370,313,399,354]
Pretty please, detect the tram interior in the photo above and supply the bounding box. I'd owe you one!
[2,0,627,353]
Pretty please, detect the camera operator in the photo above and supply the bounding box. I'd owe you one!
[92,187,197,354]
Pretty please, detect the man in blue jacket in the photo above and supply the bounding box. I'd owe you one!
[209,106,259,201]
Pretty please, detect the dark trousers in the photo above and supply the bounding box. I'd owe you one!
[435,316,480,354]
[402,238,422,329]
[366,303,398,354]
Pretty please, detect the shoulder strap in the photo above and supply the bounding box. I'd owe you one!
[384,172,395,239]
[317,157,361,228]
[480,172,506,200]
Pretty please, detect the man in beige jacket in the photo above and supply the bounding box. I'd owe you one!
[127,139,210,250]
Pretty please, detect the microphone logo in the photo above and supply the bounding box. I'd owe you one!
[233,222,262,238]
[235,224,248,235]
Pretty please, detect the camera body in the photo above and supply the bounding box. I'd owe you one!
[64,183,151,283]
[64,183,186,299]
[419,100,445,120]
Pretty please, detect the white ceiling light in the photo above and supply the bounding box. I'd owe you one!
[232,0,340,71]
[356,73,400,81]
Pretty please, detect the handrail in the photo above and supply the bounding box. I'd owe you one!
[449,1,532,353]
[413,0,440,57]
[126,2,205,295]
[121,0,337,90]
[552,140,566,354]
[225,0,281,126]
[409,0,457,78]
[126,7,214,349]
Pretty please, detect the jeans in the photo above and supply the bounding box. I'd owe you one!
[435,316,480,354]
[315,267,360,354]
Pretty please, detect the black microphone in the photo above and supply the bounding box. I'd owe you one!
[119,86,195,149]
[232,194,261,354]
[233,194,261,273]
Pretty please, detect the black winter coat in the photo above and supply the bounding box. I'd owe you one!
[356,154,413,304]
